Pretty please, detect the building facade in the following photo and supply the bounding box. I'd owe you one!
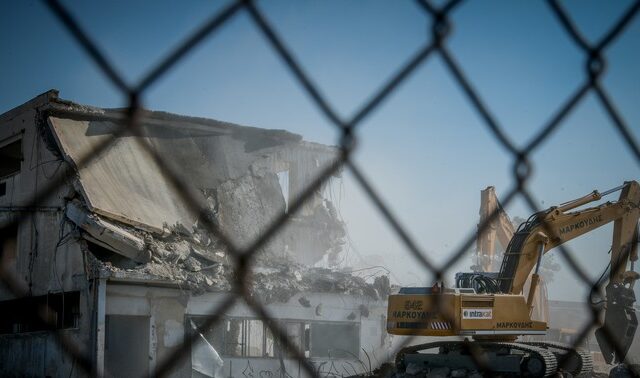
[0,90,391,377]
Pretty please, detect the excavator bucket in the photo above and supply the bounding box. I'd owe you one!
[595,284,638,364]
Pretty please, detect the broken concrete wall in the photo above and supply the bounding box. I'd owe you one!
[0,92,89,298]
[48,108,344,266]
[212,141,344,264]
[0,92,98,378]
[214,164,287,252]
[277,199,346,266]
[0,94,65,211]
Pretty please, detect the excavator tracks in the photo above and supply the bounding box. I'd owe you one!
[522,341,593,376]
[396,340,558,377]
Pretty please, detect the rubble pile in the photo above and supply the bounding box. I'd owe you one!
[82,214,386,301]
[251,258,386,303]
[65,115,374,301]
[210,162,347,266]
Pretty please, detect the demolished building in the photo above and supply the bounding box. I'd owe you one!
[0,90,391,377]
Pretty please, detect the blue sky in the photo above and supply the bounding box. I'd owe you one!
[1,0,639,301]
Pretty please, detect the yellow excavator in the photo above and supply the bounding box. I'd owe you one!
[387,181,640,377]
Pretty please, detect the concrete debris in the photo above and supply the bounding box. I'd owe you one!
[212,166,346,266]
[81,213,387,300]
[214,171,284,251]
[249,258,387,304]
[183,257,202,272]
[189,245,225,265]
[50,108,345,262]
[298,296,311,307]
[171,222,193,237]
[374,275,391,298]
[54,102,383,301]
[66,200,150,263]
[359,304,370,318]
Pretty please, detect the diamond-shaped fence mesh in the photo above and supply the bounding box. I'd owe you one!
[0,0,639,377]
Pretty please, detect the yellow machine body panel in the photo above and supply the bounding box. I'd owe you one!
[387,290,546,338]
[387,291,459,337]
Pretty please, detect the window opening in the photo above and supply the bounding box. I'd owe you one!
[0,138,22,180]
[310,322,360,358]
[0,291,80,334]
[187,316,359,360]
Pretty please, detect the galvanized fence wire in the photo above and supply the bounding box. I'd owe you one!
[0,0,637,376]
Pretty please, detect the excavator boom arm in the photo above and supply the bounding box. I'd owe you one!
[497,181,639,364]
[499,181,640,295]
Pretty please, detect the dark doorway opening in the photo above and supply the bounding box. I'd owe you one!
[105,315,150,377]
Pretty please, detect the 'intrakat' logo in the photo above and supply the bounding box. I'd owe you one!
[462,308,493,319]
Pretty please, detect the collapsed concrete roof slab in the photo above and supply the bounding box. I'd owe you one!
[49,116,198,233]
[47,114,339,243]
[29,91,344,266]
[66,201,150,263]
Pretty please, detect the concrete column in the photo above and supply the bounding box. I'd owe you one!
[95,278,106,377]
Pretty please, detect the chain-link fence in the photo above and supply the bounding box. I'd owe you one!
[1,0,639,376]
